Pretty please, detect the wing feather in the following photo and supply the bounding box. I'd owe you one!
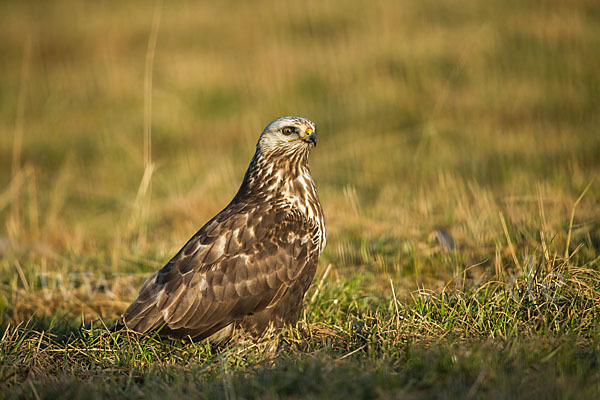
[118,206,318,340]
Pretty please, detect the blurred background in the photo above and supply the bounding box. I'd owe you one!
[0,0,599,322]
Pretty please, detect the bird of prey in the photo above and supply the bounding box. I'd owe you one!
[115,116,326,342]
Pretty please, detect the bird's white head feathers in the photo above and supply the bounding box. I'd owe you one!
[257,116,317,157]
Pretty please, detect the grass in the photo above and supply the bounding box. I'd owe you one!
[1,0,600,397]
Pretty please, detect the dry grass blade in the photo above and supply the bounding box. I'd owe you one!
[499,211,521,270]
[564,180,593,259]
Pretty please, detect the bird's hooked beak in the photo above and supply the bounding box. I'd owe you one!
[287,127,317,146]
[303,128,317,147]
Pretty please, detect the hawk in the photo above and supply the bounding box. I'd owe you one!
[115,116,326,342]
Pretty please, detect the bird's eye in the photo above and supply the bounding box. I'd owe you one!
[282,127,295,136]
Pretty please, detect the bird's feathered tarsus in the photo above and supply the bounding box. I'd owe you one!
[115,116,326,341]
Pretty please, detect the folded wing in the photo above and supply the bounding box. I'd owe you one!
[118,205,315,340]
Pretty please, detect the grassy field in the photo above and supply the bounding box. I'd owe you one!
[1,0,600,397]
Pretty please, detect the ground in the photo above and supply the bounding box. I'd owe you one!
[1,0,599,398]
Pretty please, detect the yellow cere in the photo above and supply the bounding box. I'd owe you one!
[288,127,313,142]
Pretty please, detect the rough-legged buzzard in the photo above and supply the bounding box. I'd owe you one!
[115,116,326,342]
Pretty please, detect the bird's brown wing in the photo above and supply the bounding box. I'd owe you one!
[118,204,317,340]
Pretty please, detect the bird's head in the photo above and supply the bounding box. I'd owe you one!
[257,116,317,159]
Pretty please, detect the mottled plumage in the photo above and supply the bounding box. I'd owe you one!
[115,116,326,341]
